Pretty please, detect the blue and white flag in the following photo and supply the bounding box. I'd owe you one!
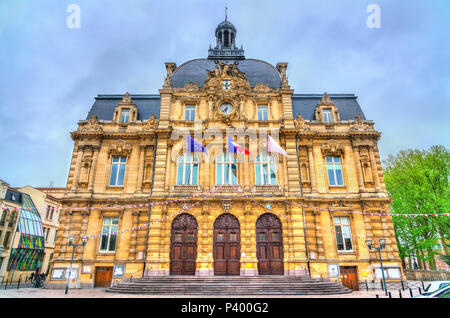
[187,136,207,154]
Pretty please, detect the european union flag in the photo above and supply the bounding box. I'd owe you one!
[187,136,207,154]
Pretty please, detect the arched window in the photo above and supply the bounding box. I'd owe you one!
[177,153,199,185]
[255,153,277,185]
[216,153,238,185]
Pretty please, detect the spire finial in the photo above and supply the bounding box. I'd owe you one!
[225,0,228,21]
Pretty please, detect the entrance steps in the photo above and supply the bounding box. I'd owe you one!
[106,276,352,295]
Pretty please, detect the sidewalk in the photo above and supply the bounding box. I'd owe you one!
[0,288,423,298]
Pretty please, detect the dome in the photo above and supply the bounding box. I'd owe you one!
[171,58,282,89]
[215,20,237,34]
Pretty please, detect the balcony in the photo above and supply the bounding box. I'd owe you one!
[252,184,282,194]
[212,185,242,194]
[172,185,202,194]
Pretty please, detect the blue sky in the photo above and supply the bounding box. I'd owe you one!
[0,0,449,187]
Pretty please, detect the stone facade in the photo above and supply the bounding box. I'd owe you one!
[47,19,403,289]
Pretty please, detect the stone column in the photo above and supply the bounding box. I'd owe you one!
[71,146,84,191]
[353,147,365,191]
[136,145,146,193]
[88,146,99,192]
[369,148,381,191]
[308,146,317,193]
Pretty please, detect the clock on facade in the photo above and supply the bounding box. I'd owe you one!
[220,103,233,115]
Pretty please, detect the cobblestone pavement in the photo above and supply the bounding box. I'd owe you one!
[0,287,425,298]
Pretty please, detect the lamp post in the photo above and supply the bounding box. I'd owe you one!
[65,235,87,295]
[366,238,388,296]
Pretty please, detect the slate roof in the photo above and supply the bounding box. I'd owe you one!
[86,94,161,121]
[4,189,37,211]
[171,59,282,89]
[5,188,22,204]
[292,94,366,121]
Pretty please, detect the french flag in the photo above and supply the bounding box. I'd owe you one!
[228,137,250,155]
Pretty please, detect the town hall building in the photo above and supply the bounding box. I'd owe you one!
[48,17,404,291]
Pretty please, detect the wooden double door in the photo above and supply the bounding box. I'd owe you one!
[214,213,241,275]
[256,213,284,275]
[170,213,198,275]
[94,266,113,287]
[340,266,359,291]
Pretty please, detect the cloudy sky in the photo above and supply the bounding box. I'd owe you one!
[0,0,449,187]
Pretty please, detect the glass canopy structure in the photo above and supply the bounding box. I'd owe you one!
[7,193,45,272]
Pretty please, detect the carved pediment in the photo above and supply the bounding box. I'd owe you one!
[118,92,135,107]
[321,140,345,156]
[350,114,371,131]
[205,61,250,90]
[253,82,271,93]
[81,115,103,132]
[182,82,199,92]
[109,139,132,155]
[143,114,158,130]
[329,201,352,209]
[318,92,335,106]
[295,114,311,131]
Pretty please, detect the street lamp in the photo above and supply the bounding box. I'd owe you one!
[65,235,87,295]
[366,238,388,296]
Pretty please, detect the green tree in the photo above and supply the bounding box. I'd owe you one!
[383,145,450,270]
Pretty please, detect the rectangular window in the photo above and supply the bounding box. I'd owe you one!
[7,211,15,227]
[326,156,344,186]
[323,109,333,123]
[258,105,268,121]
[185,105,196,121]
[46,205,50,219]
[334,216,353,251]
[3,231,11,247]
[45,228,50,241]
[109,156,127,186]
[99,217,119,252]
[54,230,58,243]
[120,109,130,123]
[0,211,6,226]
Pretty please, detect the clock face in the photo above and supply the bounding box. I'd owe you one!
[220,103,233,115]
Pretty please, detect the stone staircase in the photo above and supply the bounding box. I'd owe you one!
[106,276,352,295]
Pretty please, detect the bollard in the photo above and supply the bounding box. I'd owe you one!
[376,294,379,298]
[17,277,21,289]
[399,290,402,298]
[401,279,404,291]
[365,279,369,291]
[409,288,413,298]
[388,292,392,298]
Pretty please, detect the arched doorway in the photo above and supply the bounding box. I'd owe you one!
[170,213,198,275]
[256,213,284,275]
[213,213,240,275]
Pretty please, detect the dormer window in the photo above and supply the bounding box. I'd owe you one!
[323,109,332,123]
[120,109,130,123]
[113,92,138,124]
[314,93,340,123]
